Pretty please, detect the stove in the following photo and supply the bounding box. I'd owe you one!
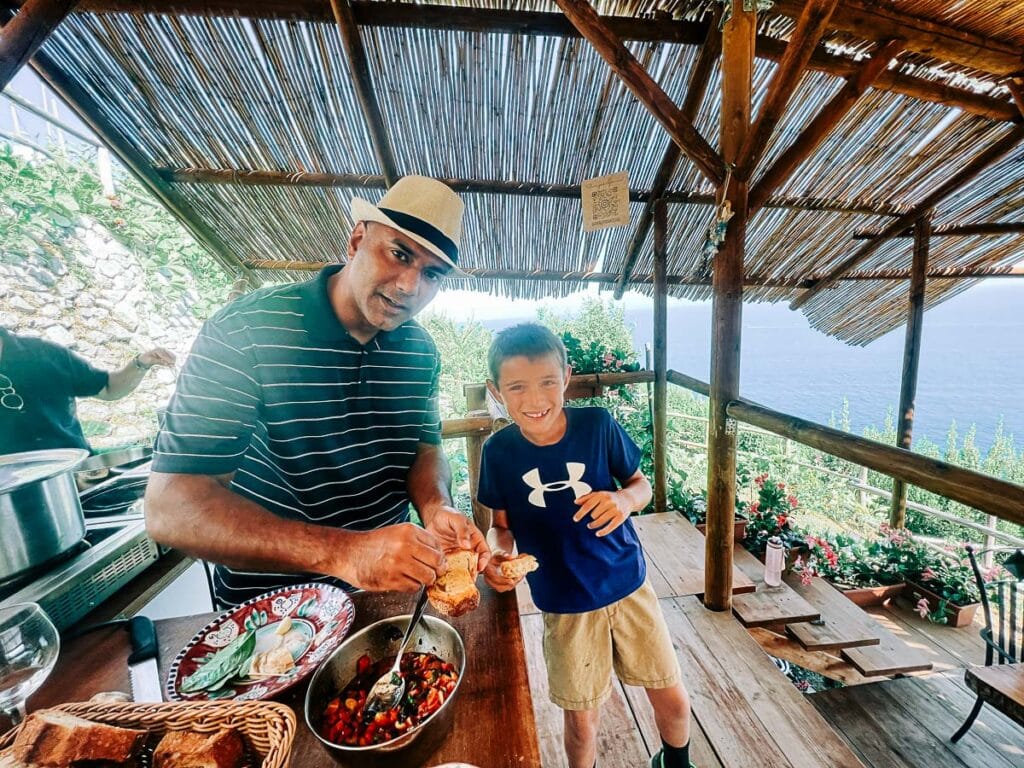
[0,504,160,632]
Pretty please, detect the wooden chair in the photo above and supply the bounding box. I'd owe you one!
[951,544,1024,742]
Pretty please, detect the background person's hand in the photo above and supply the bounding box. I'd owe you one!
[345,523,445,591]
[423,505,491,571]
[482,550,520,592]
[138,347,177,369]
[573,490,630,537]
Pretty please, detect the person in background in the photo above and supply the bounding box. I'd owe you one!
[479,323,694,768]
[145,175,489,608]
[0,326,175,455]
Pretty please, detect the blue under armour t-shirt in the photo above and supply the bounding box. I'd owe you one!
[477,406,646,614]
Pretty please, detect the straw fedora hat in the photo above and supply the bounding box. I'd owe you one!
[351,175,468,276]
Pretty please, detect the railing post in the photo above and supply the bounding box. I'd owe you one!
[858,465,869,508]
[464,384,491,532]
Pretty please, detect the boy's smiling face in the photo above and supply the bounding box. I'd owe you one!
[488,352,571,443]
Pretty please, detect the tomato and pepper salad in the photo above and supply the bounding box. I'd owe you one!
[320,651,459,746]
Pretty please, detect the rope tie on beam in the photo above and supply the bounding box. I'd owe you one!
[699,164,736,278]
[717,0,775,27]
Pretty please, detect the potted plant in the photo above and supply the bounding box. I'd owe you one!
[741,474,806,565]
[670,483,748,541]
[907,558,983,628]
[828,525,929,606]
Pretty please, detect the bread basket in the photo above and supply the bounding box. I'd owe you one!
[0,701,296,768]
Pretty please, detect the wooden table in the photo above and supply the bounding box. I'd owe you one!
[25,588,541,767]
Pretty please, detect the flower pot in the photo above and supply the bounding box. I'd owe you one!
[907,582,980,627]
[833,582,906,607]
[696,516,747,542]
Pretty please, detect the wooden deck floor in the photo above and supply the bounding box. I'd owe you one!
[811,671,1024,768]
[516,514,1023,767]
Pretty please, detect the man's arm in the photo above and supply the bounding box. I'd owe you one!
[96,347,176,400]
[407,442,490,568]
[144,471,445,592]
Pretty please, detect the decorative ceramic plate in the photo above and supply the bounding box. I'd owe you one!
[166,583,355,702]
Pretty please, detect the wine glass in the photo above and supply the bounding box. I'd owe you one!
[0,603,60,726]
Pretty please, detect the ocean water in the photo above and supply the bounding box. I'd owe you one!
[627,282,1024,453]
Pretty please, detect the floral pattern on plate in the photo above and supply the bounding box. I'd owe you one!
[166,583,354,702]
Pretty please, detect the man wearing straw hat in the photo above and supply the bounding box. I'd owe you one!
[146,176,490,607]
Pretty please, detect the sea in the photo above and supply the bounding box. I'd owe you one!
[457,280,1023,455]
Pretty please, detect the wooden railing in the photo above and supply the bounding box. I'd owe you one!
[442,368,1024,542]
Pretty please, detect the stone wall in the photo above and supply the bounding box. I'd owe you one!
[0,219,209,449]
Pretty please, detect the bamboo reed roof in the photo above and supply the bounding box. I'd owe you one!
[14,0,1024,344]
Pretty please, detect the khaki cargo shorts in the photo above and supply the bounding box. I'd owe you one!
[542,580,680,710]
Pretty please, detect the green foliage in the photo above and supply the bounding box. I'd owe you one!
[537,298,636,358]
[0,143,230,317]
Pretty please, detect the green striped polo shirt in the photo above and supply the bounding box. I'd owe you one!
[153,265,441,606]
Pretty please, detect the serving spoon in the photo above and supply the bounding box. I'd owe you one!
[363,585,430,717]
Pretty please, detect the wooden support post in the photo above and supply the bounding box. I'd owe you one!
[552,0,725,186]
[791,123,1024,310]
[653,199,668,515]
[329,0,399,186]
[890,213,931,527]
[705,0,754,612]
[858,465,869,508]
[463,386,492,532]
[0,0,76,91]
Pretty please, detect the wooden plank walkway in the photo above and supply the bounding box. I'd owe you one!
[730,541,820,628]
[784,576,882,651]
[812,670,1024,768]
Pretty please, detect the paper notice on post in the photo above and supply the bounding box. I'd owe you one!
[581,171,630,232]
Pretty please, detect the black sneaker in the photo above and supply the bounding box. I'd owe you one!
[649,750,696,768]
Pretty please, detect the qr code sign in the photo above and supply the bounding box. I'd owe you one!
[581,171,630,232]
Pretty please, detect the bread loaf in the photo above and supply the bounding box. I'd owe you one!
[152,728,245,768]
[10,709,146,766]
[427,549,480,617]
[498,553,538,580]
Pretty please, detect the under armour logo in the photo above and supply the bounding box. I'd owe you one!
[522,463,592,508]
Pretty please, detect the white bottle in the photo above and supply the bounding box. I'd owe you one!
[764,536,784,587]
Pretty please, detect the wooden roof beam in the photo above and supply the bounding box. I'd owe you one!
[329,0,398,186]
[613,10,722,300]
[0,0,75,90]
[749,38,905,214]
[790,123,1024,309]
[7,20,254,279]
[552,0,725,187]
[32,3,1018,121]
[1009,78,1024,120]
[853,222,1024,239]
[772,0,1024,78]
[735,0,839,182]
[243,261,1024,283]
[156,166,906,217]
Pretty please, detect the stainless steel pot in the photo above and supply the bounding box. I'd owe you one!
[0,449,88,583]
[305,615,466,768]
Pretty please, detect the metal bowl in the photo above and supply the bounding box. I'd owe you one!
[304,615,466,767]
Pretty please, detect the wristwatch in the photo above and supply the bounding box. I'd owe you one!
[133,354,150,371]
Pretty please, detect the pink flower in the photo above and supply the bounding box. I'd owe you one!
[915,598,931,619]
[749,501,760,514]
[921,567,937,582]
[777,482,786,490]
[800,570,813,586]
[602,352,614,366]
[793,556,804,569]
[787,495,799,508]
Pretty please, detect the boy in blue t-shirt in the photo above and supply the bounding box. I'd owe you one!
[478,323,693,768]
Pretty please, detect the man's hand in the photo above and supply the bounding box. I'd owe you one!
[483,550,520,592]
[422,505,491,571]
[573,491,630,537]
[138,347,176,369]
[344,523,445,592]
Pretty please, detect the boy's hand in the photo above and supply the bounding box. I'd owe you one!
[573,491,630,537]
[422,504,491,571]
[483,551,521,592]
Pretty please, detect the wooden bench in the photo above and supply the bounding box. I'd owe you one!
[730,544,820,627]
[783,575,881,651]
[965,663,1024,729]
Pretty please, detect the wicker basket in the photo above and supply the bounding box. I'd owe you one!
[0,701,295,768]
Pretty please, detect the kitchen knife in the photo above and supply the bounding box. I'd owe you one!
[127,615,162,702]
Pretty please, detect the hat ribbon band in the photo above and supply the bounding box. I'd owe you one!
[379,207,459,265]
